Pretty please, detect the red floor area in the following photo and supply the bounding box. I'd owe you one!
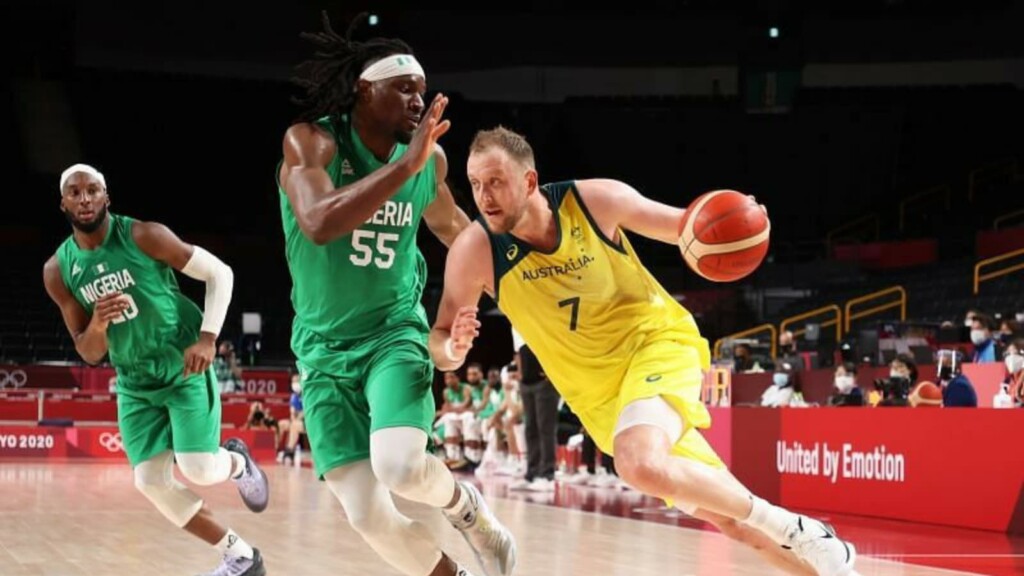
[475,474,1024,576]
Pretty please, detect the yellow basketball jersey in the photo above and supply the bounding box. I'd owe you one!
[487,181,711,411]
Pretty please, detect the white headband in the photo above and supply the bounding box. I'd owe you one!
[60,163,106,194]
[359,54,425,82]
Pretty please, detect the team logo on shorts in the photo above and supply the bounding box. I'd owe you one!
[645,374,662,383]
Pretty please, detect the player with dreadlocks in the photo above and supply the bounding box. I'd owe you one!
[277,12,516,576]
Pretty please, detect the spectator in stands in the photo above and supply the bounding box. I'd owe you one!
[998,319,1020,346]
[828,362,864,407]
[277,372,306,463]
[970,314,999,363]
[732,343,755,372]
[214,340,243,393]
[777,330,804,370]
[936,349,978,407]
[1002,339,1024,406]
[877,354,916,407]
[242,401,278,432]
[760,362,801,407]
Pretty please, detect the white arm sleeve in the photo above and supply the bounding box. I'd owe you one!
[180,246,234,336]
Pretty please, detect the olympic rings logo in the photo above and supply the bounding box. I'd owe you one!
[0,370,27,389]
[98,432,124,453]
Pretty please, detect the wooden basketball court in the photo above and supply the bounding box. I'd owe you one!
[0,462,985,575]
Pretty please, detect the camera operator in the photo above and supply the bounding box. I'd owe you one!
[874,354,917,407]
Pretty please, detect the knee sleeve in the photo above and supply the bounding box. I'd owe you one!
[134,451,204,528]
[176,449,233,486]
[324,461,442,576]
[370,427,456,508]
[613,396,684,445]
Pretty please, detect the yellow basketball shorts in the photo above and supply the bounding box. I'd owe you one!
[573,337,725,470]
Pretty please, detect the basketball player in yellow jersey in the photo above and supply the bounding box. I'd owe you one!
[430,127,858,576]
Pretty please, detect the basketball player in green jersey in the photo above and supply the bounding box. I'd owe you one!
[277,13,515,576]
[42,164,269,576]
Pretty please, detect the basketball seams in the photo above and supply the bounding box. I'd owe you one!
[677,189,770,281]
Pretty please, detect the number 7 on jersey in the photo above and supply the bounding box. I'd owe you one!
[558,296,580,331]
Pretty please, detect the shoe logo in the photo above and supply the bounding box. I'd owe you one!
[645,374,662,383]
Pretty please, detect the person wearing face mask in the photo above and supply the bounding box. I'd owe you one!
[998,319,1020,346]
[969,314,999,364]
[1001,339,1024,407]
[760,363,800,407]
[828,362,864,407]
[936,349,978,408]
[732,343,755,372]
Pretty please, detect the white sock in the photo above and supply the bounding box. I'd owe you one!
[229,452,246,480]
[215,529,254,560]
[742,496,800,545]
[443,482,476,525]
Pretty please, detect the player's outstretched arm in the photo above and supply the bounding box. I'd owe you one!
[429,224,491,371]
[42,256,127,365]
[423,144,471,248]
[282,94,451,245]
[575,179,685,245]
[132,221,233,376]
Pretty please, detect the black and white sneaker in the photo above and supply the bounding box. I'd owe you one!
[785,516,857,575]
[198,548,266,576]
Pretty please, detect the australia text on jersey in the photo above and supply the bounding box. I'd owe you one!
[521,254,595,281]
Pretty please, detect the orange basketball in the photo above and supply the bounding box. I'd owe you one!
[677,190,770,282]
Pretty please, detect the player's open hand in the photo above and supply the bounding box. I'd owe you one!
[183,333,217,376]
[403,93,450,175]
[91,292,131,329]
[450,305,480,359]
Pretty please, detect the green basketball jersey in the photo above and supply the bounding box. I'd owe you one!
[470,384,486,410]
[444,386,466,406]
[56,213,204,389]
[478,388,505,419]
[278,115,437,374]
